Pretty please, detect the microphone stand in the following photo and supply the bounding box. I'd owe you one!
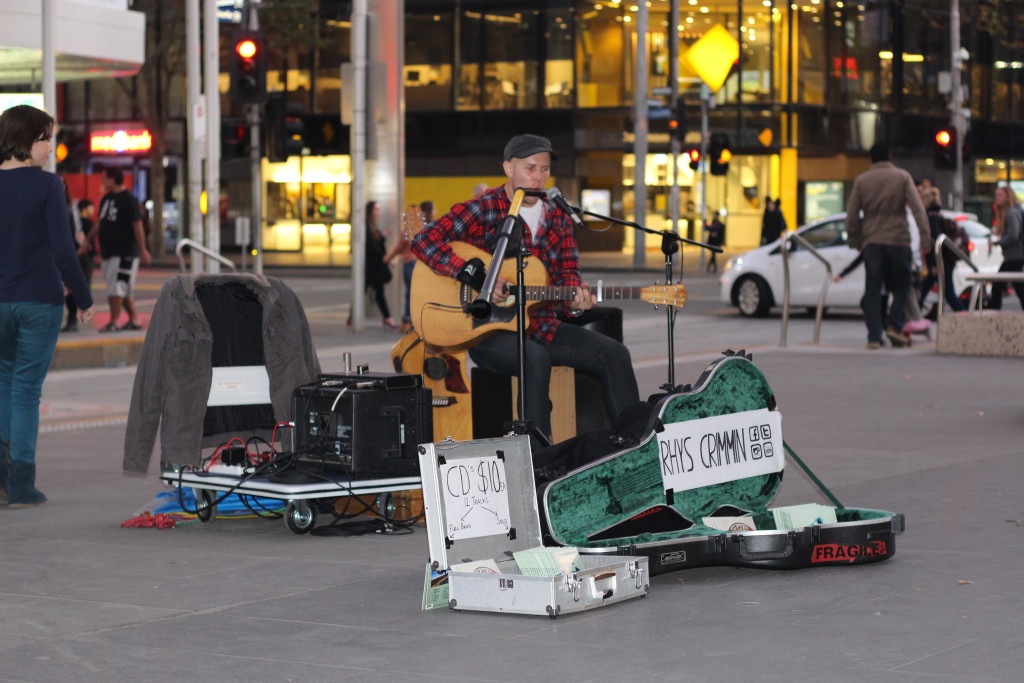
[471,189,551,448]
[575,207,723,393]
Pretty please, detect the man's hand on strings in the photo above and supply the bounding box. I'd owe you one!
[571,283,597,312]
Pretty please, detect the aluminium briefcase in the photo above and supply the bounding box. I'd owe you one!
[419,435,649,618]
[540,352,904,575]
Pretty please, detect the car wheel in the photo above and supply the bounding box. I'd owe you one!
[734,276,772,317]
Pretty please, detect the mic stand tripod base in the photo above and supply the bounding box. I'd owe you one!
[509,420,552,451]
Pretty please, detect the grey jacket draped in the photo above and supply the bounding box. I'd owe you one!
[123,274,321,474]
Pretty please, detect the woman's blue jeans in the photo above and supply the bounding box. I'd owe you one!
[0,303,63,465]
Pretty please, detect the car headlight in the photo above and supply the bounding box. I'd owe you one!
[723,256,740,273]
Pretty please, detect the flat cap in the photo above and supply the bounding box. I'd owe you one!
[503,134,558,161]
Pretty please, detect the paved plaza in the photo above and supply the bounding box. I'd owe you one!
[1,258,1021,682]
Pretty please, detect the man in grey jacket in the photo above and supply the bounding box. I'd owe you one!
[846,142,933,348]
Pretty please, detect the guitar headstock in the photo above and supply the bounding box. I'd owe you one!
[641,283,687,307]
[402,205,428,240]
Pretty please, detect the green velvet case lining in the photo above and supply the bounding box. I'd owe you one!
[543,356,892,548]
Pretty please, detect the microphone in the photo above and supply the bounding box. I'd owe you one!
[545,187,586,229]
[515,188,549,198]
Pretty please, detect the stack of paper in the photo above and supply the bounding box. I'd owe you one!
[771,503,837,530]
[512,546,581,576]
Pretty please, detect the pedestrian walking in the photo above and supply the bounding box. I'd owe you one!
[987,186,1024,310]
[845,142,932,348]
[0,104,94,507]
[86,167,152,331]
[760,197,786,245]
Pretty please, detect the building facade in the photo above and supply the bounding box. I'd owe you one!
[13,0,1024,262]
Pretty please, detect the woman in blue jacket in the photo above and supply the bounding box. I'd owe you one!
[0,105,93,507]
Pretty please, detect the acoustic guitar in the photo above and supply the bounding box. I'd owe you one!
[409,241,687,350]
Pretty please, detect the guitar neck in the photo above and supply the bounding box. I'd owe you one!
[519,282,645,303]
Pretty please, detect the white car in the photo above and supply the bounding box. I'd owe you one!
[719,212,999,317]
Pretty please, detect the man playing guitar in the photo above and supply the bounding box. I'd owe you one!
[411,134,639,445]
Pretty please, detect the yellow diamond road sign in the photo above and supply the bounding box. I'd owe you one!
[684,24,740,93]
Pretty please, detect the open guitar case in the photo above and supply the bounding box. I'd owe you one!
[537,351,904,575]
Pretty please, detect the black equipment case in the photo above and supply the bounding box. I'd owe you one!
[539,353,904,575]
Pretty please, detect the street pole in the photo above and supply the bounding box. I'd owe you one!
[186,0,204,273]
[632,1,648,268]
[699,84,710,271]
[951,0,964,211]
[668,0,680,250]
[203,0,221,273]
[350,0,368,330]
[41,0,56,173]
[248,4,263,274]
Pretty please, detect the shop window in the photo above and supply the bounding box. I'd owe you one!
[794,1,826,105]
[406,12,455,110]
[829,1,888,109]
[577,3,626,107]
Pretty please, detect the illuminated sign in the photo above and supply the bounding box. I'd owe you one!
[0,93,45,113]
[90,129,153,154]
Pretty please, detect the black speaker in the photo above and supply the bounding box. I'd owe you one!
[470,367,611,439]
[292,377,432,475]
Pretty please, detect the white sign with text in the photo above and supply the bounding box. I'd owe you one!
[441,455,512,542]
[658,409,784,493]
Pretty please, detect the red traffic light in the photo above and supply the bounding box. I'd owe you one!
[687,148,701,162]
[934,129,953,147]
[235,39,258,60]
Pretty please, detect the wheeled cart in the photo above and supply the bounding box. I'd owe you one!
[160,469,421,534]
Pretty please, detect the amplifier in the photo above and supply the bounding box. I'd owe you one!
[292,376,432,475]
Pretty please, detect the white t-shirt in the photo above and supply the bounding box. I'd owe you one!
[518,202,544,237]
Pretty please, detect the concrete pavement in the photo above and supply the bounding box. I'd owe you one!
[3,253,1022,682]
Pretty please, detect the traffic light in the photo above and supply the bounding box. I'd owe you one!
[265,94,305,162]
[933,126,956,169]
[222,121,250,159]
[686,148,701,171]
[55,128,87,172]
[668,100,686,142]
[709,132,731,176]
[229,31,267,105]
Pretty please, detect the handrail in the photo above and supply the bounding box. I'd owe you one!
[174,238,238,274]
[779,231,831,347]
[934,233,978,325]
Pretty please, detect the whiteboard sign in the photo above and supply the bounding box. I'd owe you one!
[207,366,271,407]
[659,409,784,493]
[441,455,511,542]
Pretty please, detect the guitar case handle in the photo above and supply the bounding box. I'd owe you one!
[736,531,795,560]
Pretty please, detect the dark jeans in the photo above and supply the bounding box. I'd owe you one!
[402,260,415,323]
[0,302,63,465]
[468,323,639,442]
[366,281,391,319]
[987,258,1024,310]
[862,243,912,343]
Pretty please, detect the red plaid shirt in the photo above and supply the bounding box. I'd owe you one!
[411,185,582,344]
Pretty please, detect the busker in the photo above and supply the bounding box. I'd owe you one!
[411,134,639,446]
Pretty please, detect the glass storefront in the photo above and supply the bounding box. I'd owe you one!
[262,155,352,254]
